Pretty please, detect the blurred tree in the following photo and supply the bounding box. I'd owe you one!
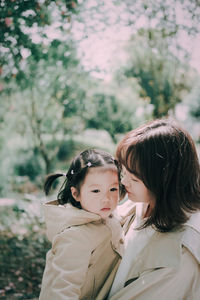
[0,0,85,176]
[4,43,87,175]
[121,0,200,48]
[124,32,191,117]
[84,93,130,143]
[117,0,200,118]
[73,0,200,118]
[0,0,79,85]
[2,56,145,180]
[189,84,200,121]
[83,93,136,143]
[1,0,199,193]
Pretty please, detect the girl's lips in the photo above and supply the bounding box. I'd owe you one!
[101,208,111,211]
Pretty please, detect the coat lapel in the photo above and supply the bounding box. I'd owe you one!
[126,229,184,283]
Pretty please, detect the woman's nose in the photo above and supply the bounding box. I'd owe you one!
[121,176,128,187]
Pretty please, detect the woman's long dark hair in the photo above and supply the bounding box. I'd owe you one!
[116,118,200,232]
[44,148,124,208]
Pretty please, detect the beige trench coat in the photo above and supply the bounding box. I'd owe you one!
[39,201,124,300]
[96,201,200,300]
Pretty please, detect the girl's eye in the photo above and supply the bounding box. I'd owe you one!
[91,189,100,193]
[110,187,118,192]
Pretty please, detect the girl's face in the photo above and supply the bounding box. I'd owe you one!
[71,166,119,219]
[121,166,155,206]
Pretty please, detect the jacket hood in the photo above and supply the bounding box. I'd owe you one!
[43,200,102,242]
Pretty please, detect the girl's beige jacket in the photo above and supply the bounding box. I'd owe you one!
[39,200,124,300]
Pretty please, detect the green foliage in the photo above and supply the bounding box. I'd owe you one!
[84,93,134,142]
[189,83,200,120]
[0,232,48,299]
[0,0,79,83]
[57,139,75,161]
[0,28,92,175]
[0,200,50,299]
[0,49,144,183]
[14,149,43,180]
[121,0,200,38]
[0,0,86,181]
[124,32,191,117]
[0,0,199,196]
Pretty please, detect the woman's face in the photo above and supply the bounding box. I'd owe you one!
[121,166,155,205]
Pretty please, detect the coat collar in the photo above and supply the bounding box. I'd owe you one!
[43,200,124,257]
[43,200,102,242]
[182,212,200,264]
[126,228,184,282]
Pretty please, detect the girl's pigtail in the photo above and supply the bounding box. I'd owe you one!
[44,173,65,195]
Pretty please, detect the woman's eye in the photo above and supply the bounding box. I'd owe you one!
[131,178,138,182]
[91,189,100,193]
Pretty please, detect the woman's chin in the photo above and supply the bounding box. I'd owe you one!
[127,193,135,201]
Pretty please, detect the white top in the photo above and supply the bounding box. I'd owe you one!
[109,202,154,297]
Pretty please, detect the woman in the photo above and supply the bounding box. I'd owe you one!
[97,118,200,300]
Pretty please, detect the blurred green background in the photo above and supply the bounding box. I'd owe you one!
[0,0,200,298]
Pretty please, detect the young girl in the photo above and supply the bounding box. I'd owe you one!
[39,149,124,300]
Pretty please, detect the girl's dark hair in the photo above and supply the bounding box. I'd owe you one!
[44,148,124,208]
[116,118,200,232]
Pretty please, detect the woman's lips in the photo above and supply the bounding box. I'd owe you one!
[101,208,111,211]
[126,190,134,197]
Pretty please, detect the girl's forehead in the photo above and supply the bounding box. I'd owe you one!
[87,165,118,175]
[81,167,118,188]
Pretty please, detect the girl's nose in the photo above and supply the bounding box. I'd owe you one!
[103,192,111,203]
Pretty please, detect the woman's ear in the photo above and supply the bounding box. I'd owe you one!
[71,187,79,202]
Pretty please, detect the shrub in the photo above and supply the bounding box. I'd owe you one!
[0,201,50,299]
